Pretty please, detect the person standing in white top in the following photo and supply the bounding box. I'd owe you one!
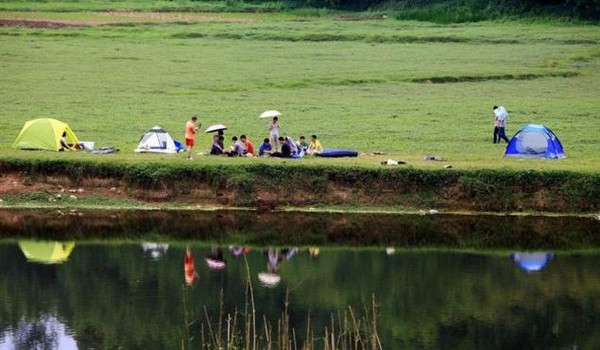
[269,116,281,151]
[493,106,509,143]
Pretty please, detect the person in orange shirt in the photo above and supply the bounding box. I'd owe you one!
[185,115,200,160]
[240,134,255,156]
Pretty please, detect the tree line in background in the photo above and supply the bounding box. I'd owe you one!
[237,0,600,21]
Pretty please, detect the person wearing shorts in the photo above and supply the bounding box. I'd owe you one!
[185,115,199,160]
[268,116,280,151]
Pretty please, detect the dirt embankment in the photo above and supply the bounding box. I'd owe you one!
[1,162,599,213]
[0,19,85,28]
[0,12,257,29]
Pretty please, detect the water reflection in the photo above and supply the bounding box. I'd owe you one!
[2,242,600,349]
[141,242,169,260]
[184,245,198,286]
[18,241,75,264]
[205,246,226,270]
[3,209,599,249]
[0,315,77,350]
[510,252,554,272]
[229,245,251,257]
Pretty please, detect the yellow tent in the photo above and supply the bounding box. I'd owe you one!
[18,241,75,264]
[12,118,79,151]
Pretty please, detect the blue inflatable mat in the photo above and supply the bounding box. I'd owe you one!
[316,148,358,158]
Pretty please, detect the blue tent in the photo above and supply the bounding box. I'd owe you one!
[504,124,565,159]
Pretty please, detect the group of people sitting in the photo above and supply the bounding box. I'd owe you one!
[210,133,323,158]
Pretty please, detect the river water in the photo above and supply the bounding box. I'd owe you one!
[0,209,599,349]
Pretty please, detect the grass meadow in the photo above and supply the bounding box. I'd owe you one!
[1,7,600,171]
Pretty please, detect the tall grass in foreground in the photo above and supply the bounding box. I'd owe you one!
[182,257,382,350]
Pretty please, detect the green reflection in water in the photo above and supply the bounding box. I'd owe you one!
[1,209,599,249]
[1,243,599,350]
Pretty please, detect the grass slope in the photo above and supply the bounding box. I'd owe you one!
[1,9,600,171]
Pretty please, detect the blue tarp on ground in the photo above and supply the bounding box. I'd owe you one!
[317,149,359,158]
[505,124,566,159]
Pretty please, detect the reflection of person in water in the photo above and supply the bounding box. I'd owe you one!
[205,246,226,270]
[184,246,198,286]
[229,245,252,257]
[258,247,299,288]
[267,248,282,273]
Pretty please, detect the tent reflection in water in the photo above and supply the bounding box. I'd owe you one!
[18,241,75,264]
[504,124,565,159]
[510,252,553,272]
[141,242,169,260]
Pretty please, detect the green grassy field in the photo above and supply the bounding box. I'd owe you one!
[1,7,600,171]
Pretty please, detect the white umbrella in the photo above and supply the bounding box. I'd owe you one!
[259,110,281,119]
[205,124,227,133]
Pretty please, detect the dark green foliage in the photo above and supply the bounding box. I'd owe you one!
[2,208,600,248]
[282,0,600,20]
[392,0,600,22]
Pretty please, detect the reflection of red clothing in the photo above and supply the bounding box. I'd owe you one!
[184,255,196,286]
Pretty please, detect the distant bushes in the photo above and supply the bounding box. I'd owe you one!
[280,0,600,21]
[388,0,600,22]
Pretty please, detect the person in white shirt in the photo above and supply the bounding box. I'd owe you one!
[493,106,509,143]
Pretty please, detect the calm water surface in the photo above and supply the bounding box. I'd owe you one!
[1,243,599,349]
[1,209,599,349]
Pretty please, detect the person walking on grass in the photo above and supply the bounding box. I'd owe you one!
[268,116,280,151]
[493,106,509,143]
[185,115,200,160]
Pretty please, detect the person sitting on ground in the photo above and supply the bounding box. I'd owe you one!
[210,134,224,155]
[218,135,225,151]
[258,138,272,156]
[306,135,323,155]
[286,136,300,156]
[227,136,245,157]
[240,134,255,156]
[60,132,77,151]
[297,136,308,151]
[271,137,291,158]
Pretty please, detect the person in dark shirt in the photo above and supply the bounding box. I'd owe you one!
[271,137,291,158]
[210,134,224,155]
